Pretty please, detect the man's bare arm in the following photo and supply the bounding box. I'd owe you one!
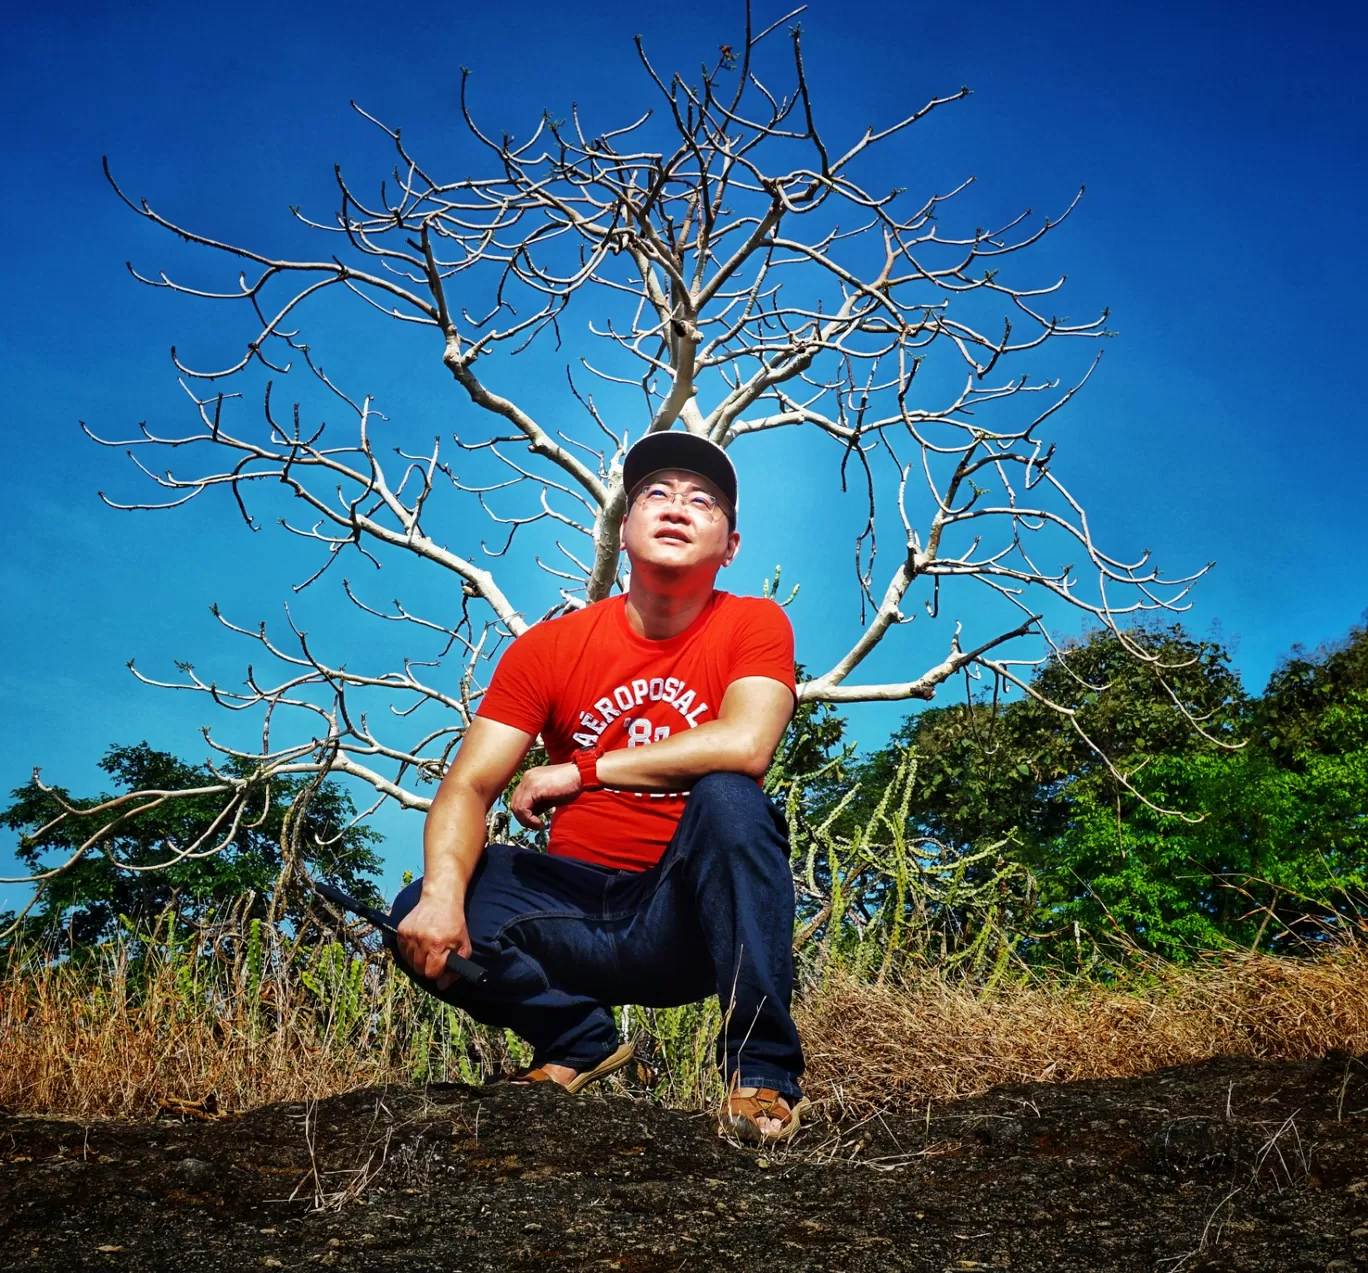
[599,676,793,786]
[397,716,534,987]
[509,677,793,830]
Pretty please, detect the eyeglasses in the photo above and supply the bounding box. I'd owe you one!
[635,483,725,519]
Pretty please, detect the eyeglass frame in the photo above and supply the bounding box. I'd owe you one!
[628,477,736,528]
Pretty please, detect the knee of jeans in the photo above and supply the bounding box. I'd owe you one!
[384,875,493,969]
[381,877,423,970]
[388,876,426,928]
[689,771,768,817]
[684,773,788,863]
[689,772,781,837]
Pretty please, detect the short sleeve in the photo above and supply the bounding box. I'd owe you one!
[726,599,797,697]
[476,628,552,736]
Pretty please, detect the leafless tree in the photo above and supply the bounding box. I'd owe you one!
[7,4,1216,922]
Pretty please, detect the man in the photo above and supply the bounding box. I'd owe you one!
[391,430,805,1143]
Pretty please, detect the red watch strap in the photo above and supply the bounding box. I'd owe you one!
[574,746,603,792]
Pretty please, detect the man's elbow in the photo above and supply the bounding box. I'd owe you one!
[732,741,776,781]
[430,773,498,818]
[714,717,785,781]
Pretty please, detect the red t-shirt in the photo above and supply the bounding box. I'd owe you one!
[476,592,795,870]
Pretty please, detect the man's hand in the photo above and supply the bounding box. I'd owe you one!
[413,717,534,986]
[396,889,472,992]
[509,762,583,830]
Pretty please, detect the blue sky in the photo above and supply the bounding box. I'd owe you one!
[3,0,1365,907]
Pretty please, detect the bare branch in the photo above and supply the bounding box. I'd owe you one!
[13,16,1215,895]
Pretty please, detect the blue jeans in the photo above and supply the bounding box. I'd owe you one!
[386,771,804,1101]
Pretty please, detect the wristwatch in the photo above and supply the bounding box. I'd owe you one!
[573,744,604,792]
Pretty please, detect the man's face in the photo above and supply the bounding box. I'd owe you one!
[621,468,740,579]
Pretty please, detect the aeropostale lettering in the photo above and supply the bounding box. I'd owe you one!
[570,674,712,751]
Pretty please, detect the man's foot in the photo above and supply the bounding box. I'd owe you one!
[505,1041,636,1094]
[529,1062,578,1086]
[718,1087,808,1145]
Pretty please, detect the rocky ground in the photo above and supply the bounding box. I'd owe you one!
[3,1053,1367,1271]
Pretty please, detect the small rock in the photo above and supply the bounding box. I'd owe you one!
[1353,1227,1368,1238]
[523,1222,543,1233]
[262,1260,283,1270]
[176,1158,214,1184]
[980,1118,1024,1145]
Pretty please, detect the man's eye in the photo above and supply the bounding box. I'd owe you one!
[689,495,715,511]
[645,487,671,502]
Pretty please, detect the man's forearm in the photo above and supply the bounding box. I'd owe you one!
[421,779,491,902]
[595,719,772,789]
[507,683,791,828]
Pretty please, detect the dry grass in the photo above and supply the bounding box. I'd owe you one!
[797,945,1368,1117]
[0,934,513,1121]
[4,929,1367,1122]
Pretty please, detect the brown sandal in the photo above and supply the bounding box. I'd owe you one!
[505,1041,636,1094]
[717,1086,809,1145]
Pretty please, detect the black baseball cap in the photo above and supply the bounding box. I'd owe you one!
[622,431,738,511]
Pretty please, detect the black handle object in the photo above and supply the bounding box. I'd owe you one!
[313,880,487,984]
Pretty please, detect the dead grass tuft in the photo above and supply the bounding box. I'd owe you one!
[5,929,1366,1122]
[796,945,1368,1118]
[0,935,501,1121]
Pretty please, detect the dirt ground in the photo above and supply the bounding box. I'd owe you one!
[3,1053,1367,1272]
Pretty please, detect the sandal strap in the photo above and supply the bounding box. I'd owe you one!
[724,1087,794,1126]
[508,1066,555,1083]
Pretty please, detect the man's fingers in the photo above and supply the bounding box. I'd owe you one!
[509,779,532,826]
[429,933,474,990]
[511,779,540,829]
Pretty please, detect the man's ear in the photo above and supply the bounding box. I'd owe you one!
[722,530,741,567]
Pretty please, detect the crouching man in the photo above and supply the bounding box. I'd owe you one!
[390,430,806,1143]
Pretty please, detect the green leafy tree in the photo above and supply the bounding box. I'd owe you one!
[1007,624,1249,956]
[1215,622,1368,945]
[835,619,1368,961]
[1061,624,1368,955]
[1257,623,1368,754]
[835,626,1241,839]
[826,624,1250,958]
[4,741,383,951]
